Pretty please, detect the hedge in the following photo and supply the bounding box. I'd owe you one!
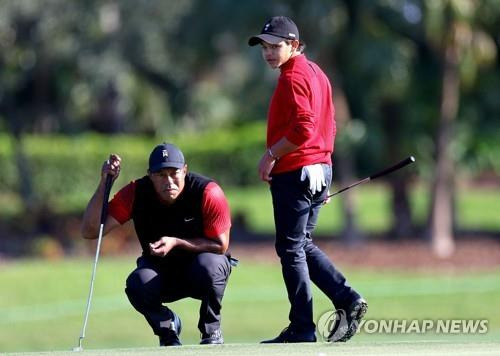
[0,122,266,214]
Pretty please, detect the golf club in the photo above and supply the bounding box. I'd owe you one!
[74,174,114,352]
[326,156,415,199]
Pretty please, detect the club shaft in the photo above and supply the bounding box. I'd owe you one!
[328,177,370,198]
[327,156,415,199]
[78,223,105,344]
[76,174,113,350]
[369,156,415,180]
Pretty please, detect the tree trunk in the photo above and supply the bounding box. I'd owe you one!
[5,114,38,216]
[380,100,413,238]
[428,33,460,258]
[89,80,124,133]
[389,175,413,238]
[333,87,364,245]
[13,134,37,213]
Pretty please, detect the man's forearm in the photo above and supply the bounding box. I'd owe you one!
[269,137,299,159]
[174,237,227,254]
[81,180,108,239]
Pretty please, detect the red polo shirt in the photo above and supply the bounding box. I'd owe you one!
[108,181,231,239]
[267,54,336,174]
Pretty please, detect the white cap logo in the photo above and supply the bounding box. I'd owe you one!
[162,149,168,158]
[264,23,270,31]
[288,33,296,38]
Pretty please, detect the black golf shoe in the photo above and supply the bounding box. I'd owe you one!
[261,327,316,343]
[330,298,368,342]
[159,311,182,346]
[200,328,224,344]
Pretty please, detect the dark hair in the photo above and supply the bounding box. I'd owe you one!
[286,40,306,53]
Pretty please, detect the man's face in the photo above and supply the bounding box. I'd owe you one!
[148,166,187,205]
[260,40,296,69]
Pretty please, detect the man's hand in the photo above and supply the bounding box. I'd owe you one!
[102,154,122,182]
[258,150,276,182]
[324,191,331,205]
[149,236,178,257]
[81,154,122,239]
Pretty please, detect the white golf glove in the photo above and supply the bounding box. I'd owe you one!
[300,164,326,194]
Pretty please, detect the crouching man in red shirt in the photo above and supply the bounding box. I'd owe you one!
[81,143,233,346]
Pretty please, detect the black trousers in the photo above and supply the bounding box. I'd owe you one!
[270,165,361,332]
[125,252,231,338]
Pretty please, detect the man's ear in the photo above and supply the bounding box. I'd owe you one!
[291,40,300,51]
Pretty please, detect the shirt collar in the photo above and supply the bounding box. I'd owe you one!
[280,53,306,72]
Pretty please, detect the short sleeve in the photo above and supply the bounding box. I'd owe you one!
[201,182,231,238]
[108,181,136,224]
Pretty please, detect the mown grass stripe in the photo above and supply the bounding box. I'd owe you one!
[2,279,499,324]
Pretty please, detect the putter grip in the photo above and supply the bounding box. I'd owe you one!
[100,175,113,225]
[369,156,415,181]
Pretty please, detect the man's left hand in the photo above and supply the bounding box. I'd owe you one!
[258,150,276,182]
[149,237,177,257]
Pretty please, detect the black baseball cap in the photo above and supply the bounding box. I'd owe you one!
[248,16,300,46]
[148,143,185,172]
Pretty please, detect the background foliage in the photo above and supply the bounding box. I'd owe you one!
[0,0,499,256]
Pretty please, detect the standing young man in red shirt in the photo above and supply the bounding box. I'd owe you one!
[249,16,367,343]
[81,143,233,346]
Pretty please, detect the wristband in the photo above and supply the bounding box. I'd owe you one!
[268,148,279,160]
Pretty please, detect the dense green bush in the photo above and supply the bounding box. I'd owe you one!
[0,123,266,213]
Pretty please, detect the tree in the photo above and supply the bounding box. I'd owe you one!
[332,0,417,240]
[426,0,497,257]
[370,0,497,255]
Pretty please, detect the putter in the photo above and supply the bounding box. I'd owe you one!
[326,156,415,199]
[74,174,114,352]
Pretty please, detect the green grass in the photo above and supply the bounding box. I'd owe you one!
[456,187,500,230]
[1,182,499,233]
[226,184,393,234]
[225,184,500,234]
[1,258,499,353]
[4,341,500,356]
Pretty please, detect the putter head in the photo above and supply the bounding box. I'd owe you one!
[73,337,84,352]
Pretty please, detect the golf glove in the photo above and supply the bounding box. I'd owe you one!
[300,164,326,194]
